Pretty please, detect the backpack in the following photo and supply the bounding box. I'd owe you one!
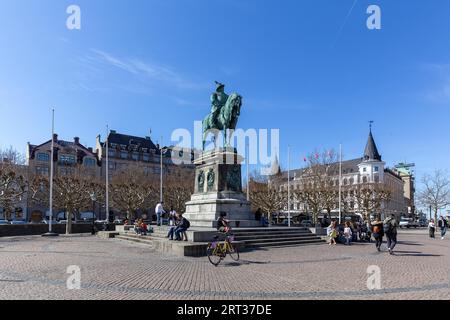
[383,219,393,234]
[373,225,381,234]
[184,218,190,229]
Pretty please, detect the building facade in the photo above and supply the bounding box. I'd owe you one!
[26,134,101,221]
[270,129,409,221]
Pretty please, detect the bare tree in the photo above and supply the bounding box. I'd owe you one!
[0,161,27,220]
[418,170,450,223]
[29,166,103,234]
[0,146,25,165]
[293,149,339,224]
[110,164,158,223]
[163,170,194,213]
[249,171,286,224]
[352,182,392,221]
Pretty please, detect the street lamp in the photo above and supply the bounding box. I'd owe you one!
[90,192,97,235]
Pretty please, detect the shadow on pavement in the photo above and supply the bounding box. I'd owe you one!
[392,251,442,257]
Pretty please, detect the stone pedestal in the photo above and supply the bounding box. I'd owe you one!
[184,148,261,228]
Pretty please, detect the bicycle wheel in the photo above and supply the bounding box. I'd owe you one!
[228,243,239,261]
[207,243,222,266]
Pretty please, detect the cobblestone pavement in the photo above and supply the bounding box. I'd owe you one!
[0,230,449,300]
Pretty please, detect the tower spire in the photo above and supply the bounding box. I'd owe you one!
[364,123,381,161]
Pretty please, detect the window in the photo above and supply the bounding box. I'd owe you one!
[132,152,139,161]
[59,155,76,165]
[108,150,116,157]
[120,151,128,159]
[143,154,150,162]
[363,167,367,173]
[84,158,96,167]
[374,166,379,172]
[37,153,49,162]
[60,167,74,176]
[36,166,49,176]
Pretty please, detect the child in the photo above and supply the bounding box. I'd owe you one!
[429,219,435,238]
[344,221,353,245]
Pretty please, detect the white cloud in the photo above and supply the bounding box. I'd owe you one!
[89,49,207,90]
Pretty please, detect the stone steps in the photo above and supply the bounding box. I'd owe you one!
[116,234,208,257]
[118,226,325,252]
[246,239,326,248]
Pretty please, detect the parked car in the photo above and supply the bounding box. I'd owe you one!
[418,219,428,227]
[113,219,124,225]
[0,220,10,225]
[300,220,313,227]
[79,212,96,222]
[10,220,27,225]
[399,218,419,228]
[56,212,76,222]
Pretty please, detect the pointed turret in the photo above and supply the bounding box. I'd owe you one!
[270,155,281,176]
[363,128,381,161]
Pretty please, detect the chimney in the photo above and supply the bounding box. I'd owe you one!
[88,147,93,152]
[74,137,80,145]
[145,136,151,140]
[53,133,58,142]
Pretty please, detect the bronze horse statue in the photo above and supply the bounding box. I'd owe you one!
[202,93,242,150]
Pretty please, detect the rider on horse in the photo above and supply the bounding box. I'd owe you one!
[210,81,229,128]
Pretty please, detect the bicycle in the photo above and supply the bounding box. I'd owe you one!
[206,232,239,266]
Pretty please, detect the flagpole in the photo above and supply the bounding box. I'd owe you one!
[339,144,342,225]
[105,125,109,223]
[246,140,250,201]
[288,145,291,228]
[160,136,163,203]
[43,108,58,237]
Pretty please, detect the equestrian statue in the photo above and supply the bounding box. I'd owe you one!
[202,81,242,150]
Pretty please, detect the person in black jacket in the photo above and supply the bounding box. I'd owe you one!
[438,216,448,240]
[174,213,190,241]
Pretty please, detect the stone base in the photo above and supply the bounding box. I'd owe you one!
[184,191,261,228]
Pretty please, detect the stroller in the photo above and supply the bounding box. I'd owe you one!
[359,224,372,242]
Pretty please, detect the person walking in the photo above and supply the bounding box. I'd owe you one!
[155,202,166,226]
[344,221,353,246]
[383,214,398,255]
[428,219,436,239]
[371,219,384,252]
[438,216,448,240]
[327,220,337,246]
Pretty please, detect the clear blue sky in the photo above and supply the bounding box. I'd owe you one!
[1,0,449,194]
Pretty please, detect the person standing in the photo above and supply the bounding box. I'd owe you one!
[169,207,177,226]
[383,214,398,255]
[371,219,384,252]
[438,216,448,240]
[155,202,166,227]
[428,219,436,239]
[344,221,353,246]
